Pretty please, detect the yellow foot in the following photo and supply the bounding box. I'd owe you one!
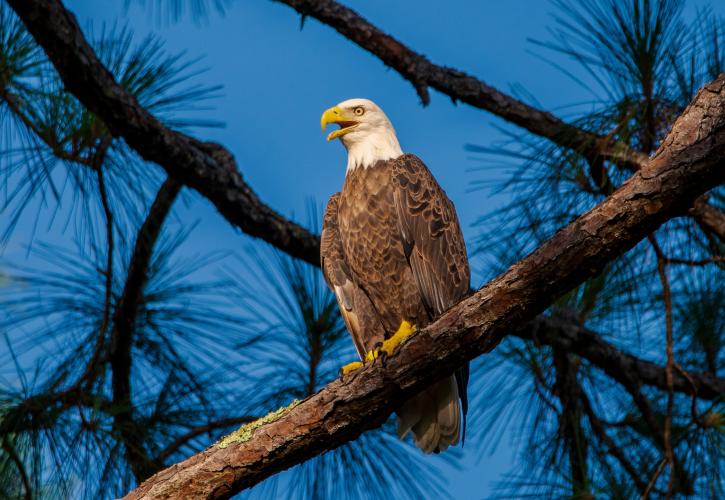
[364,320,417,362]
[381,320,417,356]
[340,361,364,376]
[340,321,417,377]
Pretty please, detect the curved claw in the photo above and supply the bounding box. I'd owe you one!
[364,341,383,363]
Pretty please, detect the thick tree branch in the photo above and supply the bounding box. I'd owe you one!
[7,0,321,267]
[270,0,725,241]
[513,316,725,400]
[10,0,723,266]
[125,76,725,498]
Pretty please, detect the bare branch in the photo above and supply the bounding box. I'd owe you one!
[270,0,648,168]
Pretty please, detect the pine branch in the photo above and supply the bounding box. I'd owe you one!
[110,177,182,482]
[0,389,115,436]
[513,316,725,400]
[6,0,321,266]
[123,76,725,498]
[0,86,98,166]
[1,438,31,500]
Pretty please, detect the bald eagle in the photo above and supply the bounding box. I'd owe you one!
[320,98,470,453]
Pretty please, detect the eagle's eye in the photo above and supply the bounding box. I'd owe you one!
[353,107,365,116]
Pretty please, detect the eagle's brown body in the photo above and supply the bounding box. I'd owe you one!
[321,153,470,453]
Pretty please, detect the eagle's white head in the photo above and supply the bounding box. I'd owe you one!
[320,98,403,172]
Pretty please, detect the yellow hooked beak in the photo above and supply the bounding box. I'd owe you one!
[320,106,359,141]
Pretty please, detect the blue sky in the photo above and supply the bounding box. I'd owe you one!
[3,0,724,497]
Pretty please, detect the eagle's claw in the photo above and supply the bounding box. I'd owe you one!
[340,322,416,377]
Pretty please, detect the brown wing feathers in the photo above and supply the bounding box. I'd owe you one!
[392,154,470,317]
[321,193,385,357]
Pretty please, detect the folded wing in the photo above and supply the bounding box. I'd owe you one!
[321,193,386,358]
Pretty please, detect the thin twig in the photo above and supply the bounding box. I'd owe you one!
[82,138,114,388]
[664,256,725,266]
[642,458,668,500]
[648,235,676,499]
[673,362,701,427]
[580,392,647,494]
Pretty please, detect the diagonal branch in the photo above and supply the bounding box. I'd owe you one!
[7,0,321,266]
[513,316,725,400]
[124,75,725,499]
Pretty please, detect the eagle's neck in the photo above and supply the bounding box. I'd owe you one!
[343,130,403,172]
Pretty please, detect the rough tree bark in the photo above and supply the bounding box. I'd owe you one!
[122,76,725,498]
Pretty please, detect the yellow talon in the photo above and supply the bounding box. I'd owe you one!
[381,320,417,355]
[340,361,364,375]
[340,321,416,377]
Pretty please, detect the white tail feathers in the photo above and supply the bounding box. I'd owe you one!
[396,376,460,453]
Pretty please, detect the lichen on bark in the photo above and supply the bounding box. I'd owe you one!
[218,400,301,449]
